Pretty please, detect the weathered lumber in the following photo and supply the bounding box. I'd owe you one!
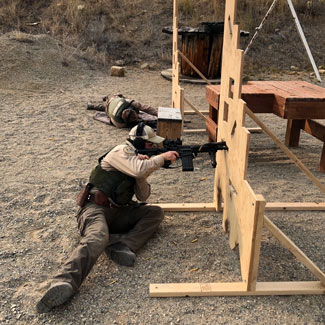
[150,281,325,297]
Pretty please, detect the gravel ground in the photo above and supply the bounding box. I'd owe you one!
[0,32,324,324]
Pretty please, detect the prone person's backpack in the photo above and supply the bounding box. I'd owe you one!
[106,97,134,124]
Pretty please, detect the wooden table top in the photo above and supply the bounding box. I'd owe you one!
[206,80,325,119]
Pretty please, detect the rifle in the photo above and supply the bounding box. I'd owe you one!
[136,139,228,171]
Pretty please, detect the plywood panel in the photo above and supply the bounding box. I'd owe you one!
[214,0,266,290]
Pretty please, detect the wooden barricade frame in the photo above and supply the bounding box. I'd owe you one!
[170,0,260,135]
[171,0,212,135]
[150,0,325,297]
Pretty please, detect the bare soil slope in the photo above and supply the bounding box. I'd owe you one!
[0,32,324,324]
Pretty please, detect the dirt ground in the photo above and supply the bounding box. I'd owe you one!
[0,32,324,324]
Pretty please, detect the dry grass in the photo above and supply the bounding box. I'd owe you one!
[0,0,22,30]
[1,0,324,34]
[0,0,324,66]
[83,43,109,66]
[178,0,224,26]
[177,0,325,29]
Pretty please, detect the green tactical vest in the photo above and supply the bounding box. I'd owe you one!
[89,164,136,206]
[107,97,133,124]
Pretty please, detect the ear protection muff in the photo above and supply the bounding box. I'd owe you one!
[133,122,146,149]
[136,121,145,136]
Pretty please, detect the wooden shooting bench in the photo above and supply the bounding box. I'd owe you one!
[206,80,325,172]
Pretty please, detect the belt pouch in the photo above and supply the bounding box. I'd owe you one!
[93,190,109,206]
[76,183,93,207]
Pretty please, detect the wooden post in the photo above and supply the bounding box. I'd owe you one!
[172,0,184,121]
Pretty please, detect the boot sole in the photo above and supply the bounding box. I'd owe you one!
[36,283,73,313]
[107,249,135,267]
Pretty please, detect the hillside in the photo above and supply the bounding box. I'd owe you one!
[0,0,324,75]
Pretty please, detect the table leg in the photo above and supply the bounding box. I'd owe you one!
[320,143,325,173]
[285,119,304,147]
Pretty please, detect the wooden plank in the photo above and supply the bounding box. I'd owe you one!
[245,106,325,194]
[149,281,325,297]
[296,81,325,97]
[172,0,184,115]
[206,117,262,142]
[150,282,247,297]
[264,81,303,97]
[265,81,325,99]
[241,81,276,112]
[157,202,325,212]
[247,196,265,291]
[263,215,325,285]
[258,80,325,100]
[303,119,325,142]
[184,97,208,121]
[183,129,206,133]
[242,94,274,114]
[206,84,275,114]
[284,102,325,119]
[265,202,325,210]
[206,85,221,108]
[248,80,325,119]
[172,0,178,108]
[252,81,298,99]
[184,110,209,115]
[244,81,275,94]
[248,127,262,133]
[271,94,287,118]
[157,202,216,211]
[205,117,218,141]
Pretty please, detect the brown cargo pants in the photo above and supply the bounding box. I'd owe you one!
[53,202,164,292]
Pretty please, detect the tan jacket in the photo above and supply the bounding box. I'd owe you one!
[101,140,164,201]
